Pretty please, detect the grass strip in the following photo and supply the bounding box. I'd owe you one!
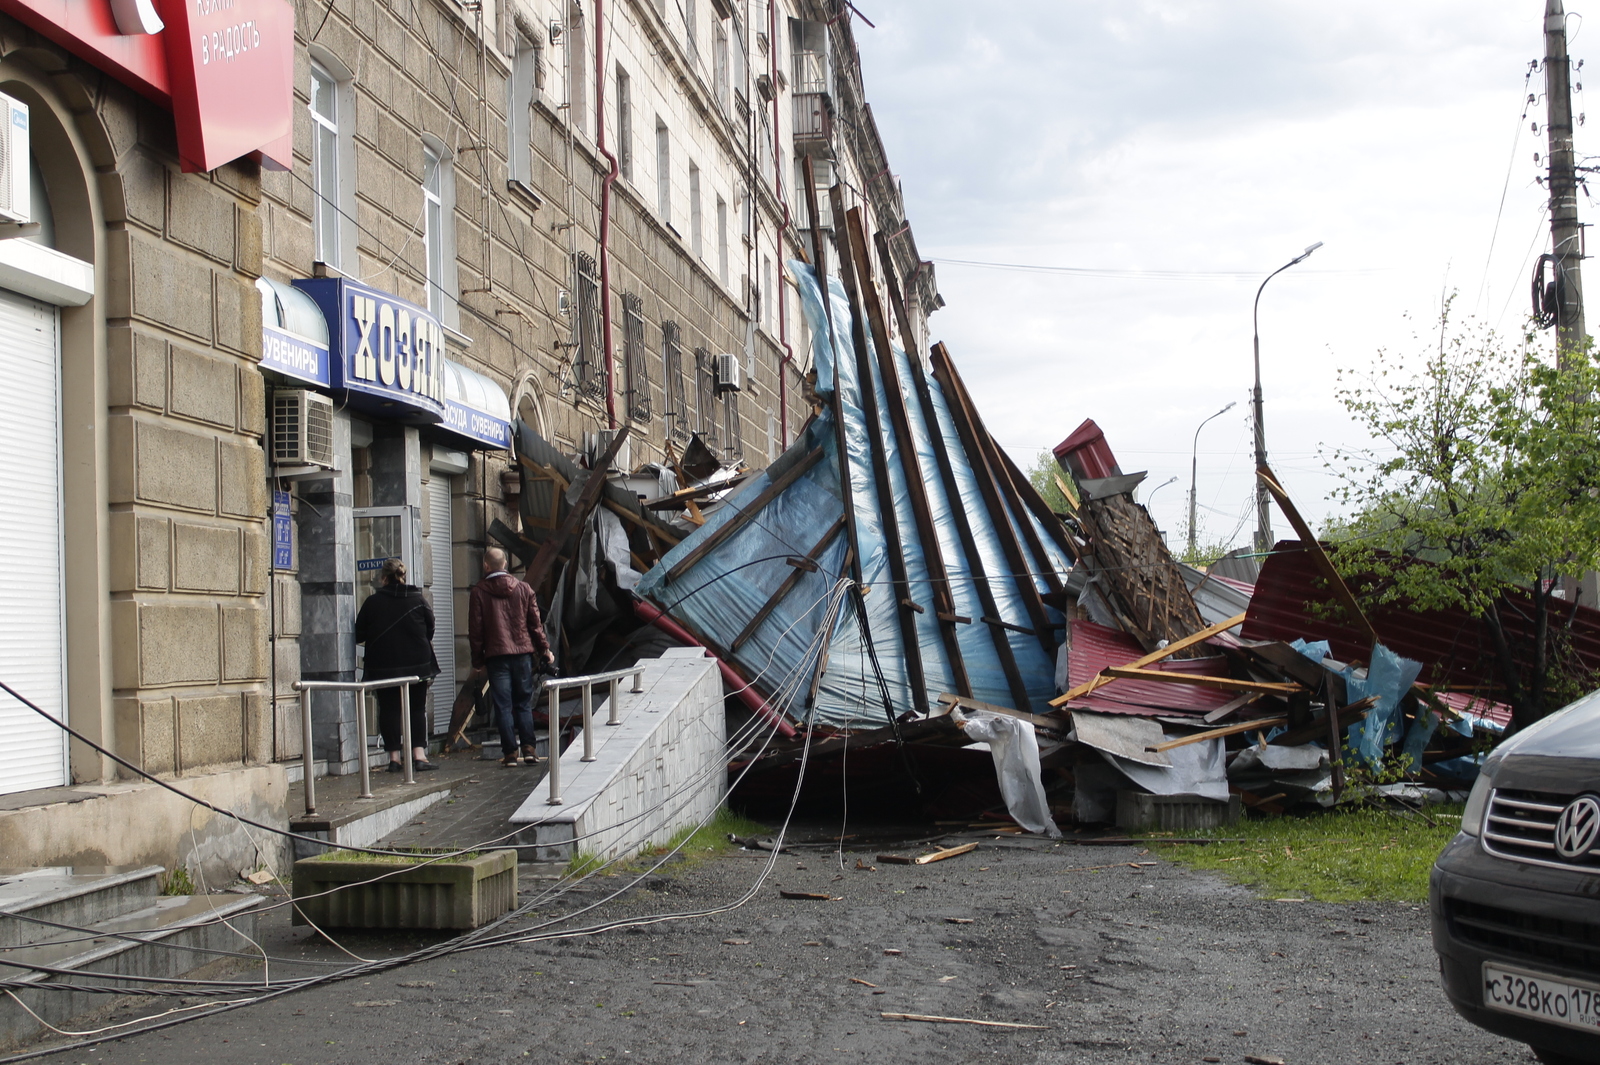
[1148,804,1464,903]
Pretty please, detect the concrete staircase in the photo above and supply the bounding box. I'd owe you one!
[0,865,264,1049]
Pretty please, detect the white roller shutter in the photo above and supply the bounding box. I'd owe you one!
[0,289,64,795]
[426,475,456,732]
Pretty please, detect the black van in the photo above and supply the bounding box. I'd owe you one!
[1430,692,1600,1065]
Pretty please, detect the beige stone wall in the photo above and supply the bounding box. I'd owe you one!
[100,114,271,776]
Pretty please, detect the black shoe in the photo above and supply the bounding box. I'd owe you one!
[414,761,439,772]
[386,761,404,773]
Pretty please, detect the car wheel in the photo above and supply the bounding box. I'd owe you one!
[1532,1047,1587,1065]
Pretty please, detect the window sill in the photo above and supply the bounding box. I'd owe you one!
[507,179,543,214]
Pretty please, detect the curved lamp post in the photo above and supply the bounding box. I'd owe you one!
[1188,400,1236,555]
[1252,241,1322,552]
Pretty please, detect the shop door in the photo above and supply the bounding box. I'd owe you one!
[0,290,65,795]
[353,506,416,677]
[425,477,455,731]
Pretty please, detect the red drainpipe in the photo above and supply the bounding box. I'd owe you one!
[769,0,796,449]
[594,0,620,429]
[633,599,798,738]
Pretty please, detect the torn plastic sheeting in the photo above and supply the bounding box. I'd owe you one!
[1069,710,1171,767]
[954,709,1061,837]
[1100,734,1229,802]
[1290,638,1425,768]
[596,506,641,592]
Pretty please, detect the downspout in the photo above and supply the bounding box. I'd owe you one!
[595,0,620,429]
[769,0,795,449]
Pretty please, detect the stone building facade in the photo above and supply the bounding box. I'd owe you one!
[0,0,939,878]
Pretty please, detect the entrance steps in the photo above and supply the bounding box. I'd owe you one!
[0,865,263,1049]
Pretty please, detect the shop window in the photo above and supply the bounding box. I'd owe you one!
[421,137,458,328]
[507,26,541,187]
[661,321,688,442]
[694,346,718,449]
[616,65,633,182]
[621,292,650,423]
[309,56,353,269]
[571,251,605,396]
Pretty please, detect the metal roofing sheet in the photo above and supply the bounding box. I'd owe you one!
[1065,619,1238,715]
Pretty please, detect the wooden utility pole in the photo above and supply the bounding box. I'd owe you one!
[1544,0,1587,357]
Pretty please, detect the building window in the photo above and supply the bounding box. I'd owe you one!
[723,388,742,459]
[715,195,728,286]
[655,118,670,221]
[662,321,688,442]
[616,64,633,181]
[508,27,540,186]
[421,138,455,324]
[621,293,651,423]
[572,251,605,396]
[685,0,697,66]
[310,60,347,268]
[762,255,772,331]
[694,346,718,448]
[688,164,702,259]
[713,19,730,111]
[568,2,587,137]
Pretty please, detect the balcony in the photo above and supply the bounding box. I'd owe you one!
[791,49,828,95]
[793,92,834,154]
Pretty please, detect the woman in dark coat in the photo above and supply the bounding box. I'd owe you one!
[354,558,441,772]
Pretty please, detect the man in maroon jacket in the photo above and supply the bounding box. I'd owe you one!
[468,546,556,767]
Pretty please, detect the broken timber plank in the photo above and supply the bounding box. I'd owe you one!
[663,447,825,583]
[1202,691,1264,724]
[1257,464,1379,644]
[1049,612,1248,707]
[936,693,1066,733]
[912,842,979,865]
[1102,667,1302,695]
[881,1013,1050,1031]
[1149,716,1290,752]
[523,426,632,594]
[731,517,846,652]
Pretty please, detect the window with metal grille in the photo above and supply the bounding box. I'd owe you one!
[694,347,719,449]
[622,293,651,422]
[662,321,688,442]
[572,252,605,396]
[722,386,742,460]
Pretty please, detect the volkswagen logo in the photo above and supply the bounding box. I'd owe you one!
[1554,795,1600,860]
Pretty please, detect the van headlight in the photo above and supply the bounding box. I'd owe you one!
[1461,771,1493,837]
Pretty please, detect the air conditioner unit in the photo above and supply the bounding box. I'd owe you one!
[272,389,337,469]
[715,352,743,392]
[0,92,31,225]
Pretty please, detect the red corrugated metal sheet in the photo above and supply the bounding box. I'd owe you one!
[1053,418,1120,481]
[1242,542,1600,694]
[1066,619,1238,715]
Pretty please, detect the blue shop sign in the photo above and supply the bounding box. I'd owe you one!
[292,277,447,421]
[272,490,293,570]
[261,323,329,388]
[440,359,513,449]
[441,399,512,448]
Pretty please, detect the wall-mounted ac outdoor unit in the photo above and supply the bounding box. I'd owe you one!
[0,92,31,225]
[272,389,337,469]
[715,352,743,392]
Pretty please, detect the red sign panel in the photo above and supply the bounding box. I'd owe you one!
[0,0,293,172]
[157,0,293,173]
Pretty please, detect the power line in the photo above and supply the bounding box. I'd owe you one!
[929,257,1390,282]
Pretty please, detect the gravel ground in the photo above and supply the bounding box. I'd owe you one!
[27,834,1536,1065]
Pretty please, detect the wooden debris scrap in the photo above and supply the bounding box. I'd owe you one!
[881,1013,1051,1030]
[850,978,878,987]
[944,917,975,924]
[877,842,980,866]
[779,890,836,900]
[1149,716,1289,752]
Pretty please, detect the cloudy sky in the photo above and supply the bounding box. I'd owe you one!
[851,1,1588,551]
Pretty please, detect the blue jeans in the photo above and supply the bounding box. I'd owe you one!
[486,654,537,756]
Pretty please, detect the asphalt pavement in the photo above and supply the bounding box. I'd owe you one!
[23,833,1537,1065]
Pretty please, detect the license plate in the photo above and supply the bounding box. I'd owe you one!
[1483,962,1600,1033]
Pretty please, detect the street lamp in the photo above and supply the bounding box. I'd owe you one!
[1252,241,1322,553]
[1188,400,1237,556]
[1145,475,1179,509]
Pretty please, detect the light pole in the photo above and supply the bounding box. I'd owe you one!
[1144,475,1178,509]
[1188,400,1236,556]
[1252,241,1322,553]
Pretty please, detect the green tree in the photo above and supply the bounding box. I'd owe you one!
[1026,451,1073,514]
[1327,298,1600,732]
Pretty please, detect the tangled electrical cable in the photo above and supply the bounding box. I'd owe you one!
[0,579,856,1065]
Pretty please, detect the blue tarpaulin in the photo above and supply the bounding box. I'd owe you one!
[635,262,1072,727]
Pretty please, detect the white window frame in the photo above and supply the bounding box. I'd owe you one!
[689,163,702,259]
[507,27,540,187]
[616,64,633,182]
[421,137,458,329]
[715,194,728,286]
[308,53,355,270]
[655,118,670,222]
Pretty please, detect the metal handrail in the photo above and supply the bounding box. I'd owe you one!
[542,665,646,806]
[292,676,421,816]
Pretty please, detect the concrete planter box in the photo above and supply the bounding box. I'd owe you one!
[1115,791,1241,832]
[291,849,517,930]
